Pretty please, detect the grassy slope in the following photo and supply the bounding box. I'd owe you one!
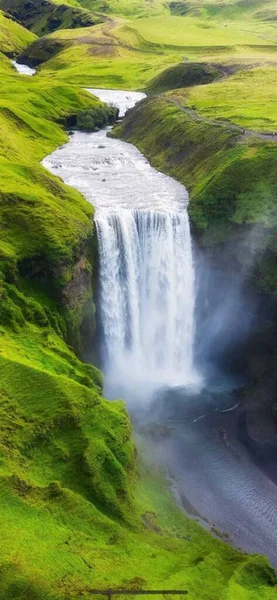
[169,0,277,22]
[168,66,277,132]
[18,21,184,89]
[113,96,277,290]
[1,3,277,599]
[129,14,275,46]
[17,0,276,101]
[20,17,277,90]
[76,0,169,17]
[0,9,36,53]
[0,62,99,296]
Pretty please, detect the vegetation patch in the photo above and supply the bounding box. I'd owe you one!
[77,104,118,131]
[0,54,118,353]
[126,15,274,47]
[20,5,277,91]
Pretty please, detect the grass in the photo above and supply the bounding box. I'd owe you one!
[76,0,169,18]
[34,41,183,89]
[0,45,119,359]
[0,68,113,273]
[169,0,277,23]
[181,66,277,132]
[0,341,276,600]
[128,15,275,47]
[0,76,94,280]
[146,62,223,93]
[19,4,277,97]
[0,9,36,54]
[113,96,277,291]
[1,2,277,598]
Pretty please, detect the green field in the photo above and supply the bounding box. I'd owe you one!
[129,15,276,47]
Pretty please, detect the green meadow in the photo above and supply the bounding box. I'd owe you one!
[128,15,275,47]
[175,66,277,132]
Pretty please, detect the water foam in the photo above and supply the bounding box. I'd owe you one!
[43,89,200,394]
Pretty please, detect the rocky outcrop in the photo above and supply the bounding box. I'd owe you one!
[2,0,101,36]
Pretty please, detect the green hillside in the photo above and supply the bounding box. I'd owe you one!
[74,0,169,17]
[169,0,277,22]
[0,9,36,54]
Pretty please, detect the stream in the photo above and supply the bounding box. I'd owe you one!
[43,89,277,567]
[11,60,36,76]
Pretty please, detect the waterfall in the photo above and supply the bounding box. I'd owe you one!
[96,207,198,392]
[42,89,200,394]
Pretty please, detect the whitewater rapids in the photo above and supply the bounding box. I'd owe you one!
[43,90,200,393]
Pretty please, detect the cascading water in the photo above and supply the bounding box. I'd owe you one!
[43,88,200,394]
[43,90,277,564]
[96,208,196,390]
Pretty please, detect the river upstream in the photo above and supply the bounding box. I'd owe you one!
[43,89,277,567]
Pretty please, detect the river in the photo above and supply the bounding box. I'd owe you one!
[43,89,277,567]
[11,60,36,76]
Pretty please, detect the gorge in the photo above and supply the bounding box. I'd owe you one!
[44,90,277,568]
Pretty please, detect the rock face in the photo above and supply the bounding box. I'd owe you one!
[236,321,277,468]
[61,243,97,356]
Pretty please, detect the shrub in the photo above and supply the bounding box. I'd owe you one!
[76,105,118,132]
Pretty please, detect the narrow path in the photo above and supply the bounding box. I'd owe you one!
[162,96,277,142]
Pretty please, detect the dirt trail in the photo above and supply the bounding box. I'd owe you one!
[163,96,277,142]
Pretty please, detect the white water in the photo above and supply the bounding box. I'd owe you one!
[43,89,200,393]
[43,90,277,564]
[97,208,196,391]
[11,60,36,76]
